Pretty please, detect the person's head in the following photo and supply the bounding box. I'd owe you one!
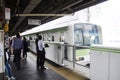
[16,33,20,38]
[38,35,42,40]
[23,37,26,40]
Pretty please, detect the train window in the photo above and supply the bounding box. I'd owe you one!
[59,36,61,42]
[56,32,59,42]
[29,36,32,40]
[61,32,65,42]
[43,34,44,41]
[52,36,54,41]
[62,35,65,42]
[48,34,51,41]
[45,34,47,41]
[58,32,64,42]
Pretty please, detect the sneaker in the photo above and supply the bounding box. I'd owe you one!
[41,66,46,70]
[11,76,15,80]
[8,77,11,80]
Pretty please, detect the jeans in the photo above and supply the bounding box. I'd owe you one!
[5,61,12,77]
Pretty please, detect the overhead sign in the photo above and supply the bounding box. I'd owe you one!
[5,8,11,20]
[28,19,41,25]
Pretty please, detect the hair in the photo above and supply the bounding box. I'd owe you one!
[23,36,26,40]
[16,33,20,38]
[38,35,42,40]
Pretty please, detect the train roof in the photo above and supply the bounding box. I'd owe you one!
[21,13,101,36]
[21,14,78,36]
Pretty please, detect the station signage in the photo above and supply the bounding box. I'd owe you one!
[28,19,41,25]
[5,8,11,20]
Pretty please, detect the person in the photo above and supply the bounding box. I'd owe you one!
[35,33,39,69]
[11,33,23,70]
[5,48,15,80]
[37,35,46,69]
[7,37,13,61]
[22,37,28,59]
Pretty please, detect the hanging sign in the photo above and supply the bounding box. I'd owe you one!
[28,19,41,25]
[5,8,11,20]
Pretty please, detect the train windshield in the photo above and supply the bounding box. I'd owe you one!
[74,23,102,46]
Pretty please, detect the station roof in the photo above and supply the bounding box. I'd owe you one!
[5,0,107,36]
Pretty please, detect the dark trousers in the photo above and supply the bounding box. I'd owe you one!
[13,49,21,69]
[37,50,45,68]
[23,49,27,58]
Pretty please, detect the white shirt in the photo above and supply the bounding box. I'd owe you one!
[38,40,44,51]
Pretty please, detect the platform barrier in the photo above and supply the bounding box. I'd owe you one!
[90,45,120,80]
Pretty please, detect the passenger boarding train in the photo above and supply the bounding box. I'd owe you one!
[21,16,102,78]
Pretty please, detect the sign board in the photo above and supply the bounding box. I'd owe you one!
[5,8,10,20]
[28,19,41,25]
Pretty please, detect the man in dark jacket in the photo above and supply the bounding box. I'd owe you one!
[35,33,40,69]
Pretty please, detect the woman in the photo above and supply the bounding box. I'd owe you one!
[5,48,15,80]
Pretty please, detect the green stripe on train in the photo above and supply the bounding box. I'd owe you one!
[90,47,120,53]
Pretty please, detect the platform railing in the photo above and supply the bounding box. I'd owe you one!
[61,44,90,78]
[60,44,90,67]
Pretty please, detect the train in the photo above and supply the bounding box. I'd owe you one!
[21,15,102,78]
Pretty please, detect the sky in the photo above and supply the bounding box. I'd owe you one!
[77,0,120,46]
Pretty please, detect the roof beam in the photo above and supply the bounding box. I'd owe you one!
[15,13,72,17]
[62,0,83,10]
[11,0,42,34]
[15,0,20,13]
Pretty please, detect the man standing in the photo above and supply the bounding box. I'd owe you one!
[37,35,46,69]
[35,33,39,69]
[11,33,23,70]
[22,37,28,59]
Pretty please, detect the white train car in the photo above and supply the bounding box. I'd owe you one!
[21,15,102,78]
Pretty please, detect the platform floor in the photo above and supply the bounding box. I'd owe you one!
[9,52,89,80]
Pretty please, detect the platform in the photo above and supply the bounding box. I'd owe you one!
[8,52,88,80]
